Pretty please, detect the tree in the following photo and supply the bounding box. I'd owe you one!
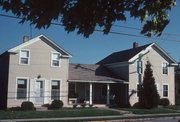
[0,0,176,38]
[175,63,180,105]
[139,61,160,109]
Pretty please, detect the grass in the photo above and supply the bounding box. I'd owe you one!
[30,113,180,122]
[0,108,120,119]
[117,107,179,114]
[165,105,180,110]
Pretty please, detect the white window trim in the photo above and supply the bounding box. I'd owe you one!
[162,62,168,75]
[19,49,30,65]
[50,79,62,100]
[162,83,169,98]
[136,60,143,74]
[51,52,61,67]
[15,77,29,101]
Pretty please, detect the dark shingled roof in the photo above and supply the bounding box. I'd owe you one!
[97,43,152,65]
[69,63,126,82]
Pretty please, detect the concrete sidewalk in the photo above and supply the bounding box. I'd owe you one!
[1,113,180,122]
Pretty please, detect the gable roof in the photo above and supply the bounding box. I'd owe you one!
[69,63,127,83]
[97,43,152,65]
[8,35,72,57]
[97,43,177,65]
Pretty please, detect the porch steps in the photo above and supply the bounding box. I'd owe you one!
[35,105,48,111]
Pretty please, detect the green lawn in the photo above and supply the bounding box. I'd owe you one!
[0,108,120,119]
[118,107,179,114]
[165,105,180,110]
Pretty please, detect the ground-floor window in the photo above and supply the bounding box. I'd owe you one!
[51,80,60,100]
[163,84,168,97]
[17,78,27,99]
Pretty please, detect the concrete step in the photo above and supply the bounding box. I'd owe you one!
[35,106,48,111]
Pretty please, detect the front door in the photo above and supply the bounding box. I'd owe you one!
[35,80,44,104]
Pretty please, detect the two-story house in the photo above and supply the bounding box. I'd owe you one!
[0,35,72,109]
[0,35,177,109]
[97,42,177,105]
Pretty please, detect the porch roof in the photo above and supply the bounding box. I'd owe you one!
[68,63,128,84]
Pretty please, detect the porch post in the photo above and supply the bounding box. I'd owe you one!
[107,83,110,105]
[89,83,92,105]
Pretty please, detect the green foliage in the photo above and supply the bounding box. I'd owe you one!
[118,108,177,114]
[21,101,35,111]
[139,61,160,109]
[51,100,64,109]
[0,0,176,38]
[159,98,170,106]
[73,104,77,108]
[81,104,86,108]
[0,108,120,119]
[175,64,180,105]
[9,106,21,111]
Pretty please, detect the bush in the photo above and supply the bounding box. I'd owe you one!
[81,104,86,108]
[159,98,170,106]
[73,104,77,108]
[9,106,21,111]
[21,101,35,111]
[51,100,64,109]
[132,102,142,109]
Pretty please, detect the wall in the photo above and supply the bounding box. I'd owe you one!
[129,46,175,106]
[0,52,9,109]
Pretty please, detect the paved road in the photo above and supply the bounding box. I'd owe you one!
[141,117,180,122]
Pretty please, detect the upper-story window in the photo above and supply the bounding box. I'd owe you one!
[20,50,30,65]
[137,60,143,74]
[51,53,61,67]
[162,62,168,74]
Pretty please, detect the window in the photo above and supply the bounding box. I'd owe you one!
[51,53,61,67]
[20,50,29,64]
[137,60,143,74]
[162,62,168,74]
[17,79,27,99]
[163,85,168,97]
[51,80,60,100]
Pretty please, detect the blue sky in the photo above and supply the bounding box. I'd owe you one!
[0,4,180,64]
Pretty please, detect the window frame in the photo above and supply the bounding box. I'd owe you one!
[162,62,168,75]
[137,60,143,74]
[19,49,30,65]
[162,84,169,97]
[51,52,61,67]
[51,79,61,100]
[16,77,29,100]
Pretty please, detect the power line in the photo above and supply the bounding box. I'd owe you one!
[113,24,180,37]
[95,29,180,42]
[1,13,180,42]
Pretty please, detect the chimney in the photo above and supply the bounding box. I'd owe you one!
[133,42,138,48]
[23,36,29,43]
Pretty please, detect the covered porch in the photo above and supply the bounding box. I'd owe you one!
[68,63,129,106]
[68,80,129,106]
